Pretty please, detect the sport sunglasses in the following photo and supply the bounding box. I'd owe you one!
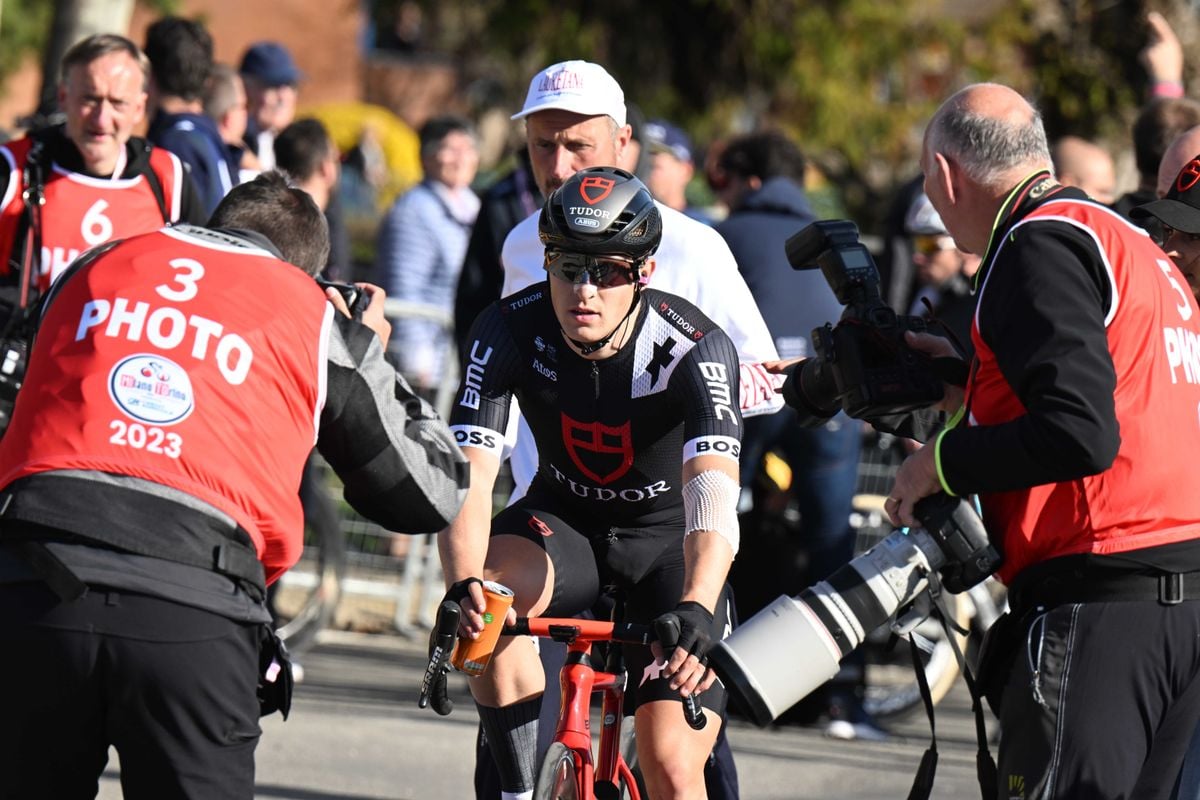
[544,251,642,289]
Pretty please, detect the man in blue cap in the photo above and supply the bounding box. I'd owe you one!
[644,118,714,225]
[239,42,301,171]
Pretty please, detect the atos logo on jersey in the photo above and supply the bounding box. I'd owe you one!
[533,358,557,381]
[561,413,634,484]
[579,176,615,205]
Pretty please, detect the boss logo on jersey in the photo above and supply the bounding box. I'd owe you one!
[533,358,557,381]
[459,341,493,410]
[658,301,704,341]
[108,354,195,425]
[78,297,254,385]
[547,462,670,503]
[699,362,738,425]
[450,424,504,455]
[561,413,634,484]
[685,435,741,462]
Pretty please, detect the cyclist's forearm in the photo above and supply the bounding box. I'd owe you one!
[680,531,733,613]
[437,449,499,586]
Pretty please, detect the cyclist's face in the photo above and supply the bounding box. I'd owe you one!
[60,51,147,176]
[548,254,651,350]
[525,110,630,197]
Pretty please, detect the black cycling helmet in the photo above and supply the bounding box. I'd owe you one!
[538,166,662,261]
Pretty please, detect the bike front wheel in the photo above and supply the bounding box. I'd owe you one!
[534,742,583,800]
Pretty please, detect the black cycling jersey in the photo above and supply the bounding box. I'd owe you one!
[451,284,743,527]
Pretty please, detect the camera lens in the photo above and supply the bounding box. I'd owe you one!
[781,359,841,427]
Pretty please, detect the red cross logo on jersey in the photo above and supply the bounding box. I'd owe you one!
[579,176,616,205]
[1179,158,1200,193]
[561,413,633,484]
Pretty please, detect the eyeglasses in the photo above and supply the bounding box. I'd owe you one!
[1155,224,1200,248]
[544,251,641,289]
[912,234,957,256]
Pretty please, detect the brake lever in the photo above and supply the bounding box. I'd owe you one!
[419,601,461,715]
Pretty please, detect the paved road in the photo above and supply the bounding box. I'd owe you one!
[96,629,993,799]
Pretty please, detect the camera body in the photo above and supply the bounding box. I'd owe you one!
[782,220,944,424]
[709,493,1001,727]
[315,279,370,318]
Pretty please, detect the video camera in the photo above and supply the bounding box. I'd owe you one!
[709,492,1001,726]
[781,220,944,426]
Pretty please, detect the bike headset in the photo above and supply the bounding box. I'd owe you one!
[538,165,662,355]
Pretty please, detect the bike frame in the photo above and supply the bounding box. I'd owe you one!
[511,617,644,800]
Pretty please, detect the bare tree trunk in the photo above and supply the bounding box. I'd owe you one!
[36,0,136,118]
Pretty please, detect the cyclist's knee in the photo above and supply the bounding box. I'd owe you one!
[481,534,553,616]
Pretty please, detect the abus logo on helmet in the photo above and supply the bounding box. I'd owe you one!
[574,217,601,229]
[579,176,616,205]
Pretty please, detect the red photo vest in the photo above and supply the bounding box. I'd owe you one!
[0,227,332,582]
[0,138,182,291]
[969,199,1200,582]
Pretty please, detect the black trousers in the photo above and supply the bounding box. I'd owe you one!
[0,582,262,799]
[998,599,1200,800]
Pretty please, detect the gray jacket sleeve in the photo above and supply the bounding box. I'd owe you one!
[317,313,469,532]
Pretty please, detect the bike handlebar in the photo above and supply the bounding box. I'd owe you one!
[419,605,707,730]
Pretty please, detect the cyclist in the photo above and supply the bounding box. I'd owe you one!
[440,166,740,800]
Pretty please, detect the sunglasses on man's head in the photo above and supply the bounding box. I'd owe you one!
[544,251,641,289]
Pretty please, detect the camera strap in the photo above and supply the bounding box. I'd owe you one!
[905,576,998,800]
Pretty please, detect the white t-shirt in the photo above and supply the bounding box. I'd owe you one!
[498,201,783,499]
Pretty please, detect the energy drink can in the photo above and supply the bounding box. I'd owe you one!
[451,580,515,677]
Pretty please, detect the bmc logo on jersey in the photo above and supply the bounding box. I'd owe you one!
[561,413,633,485]
[579,176,615,205]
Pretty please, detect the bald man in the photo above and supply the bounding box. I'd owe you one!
[883,83,1200,799]
[1051,135,1116,204]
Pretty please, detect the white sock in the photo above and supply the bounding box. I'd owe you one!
[501,792,533,800]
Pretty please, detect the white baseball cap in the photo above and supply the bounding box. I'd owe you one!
[511,60,627,127]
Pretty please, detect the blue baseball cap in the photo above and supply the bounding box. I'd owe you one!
[644,119,693,163]
[239,41,301,87]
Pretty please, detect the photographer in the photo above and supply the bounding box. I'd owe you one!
[885,83,1200,799]
[0,171,468,797]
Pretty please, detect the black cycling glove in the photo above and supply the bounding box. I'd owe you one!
[443,576,483,608]
[654,600,714,661]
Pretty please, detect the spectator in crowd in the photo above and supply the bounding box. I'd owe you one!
[205,62,257,185]
[712,129,872,739]
[377,115,481,394]
[644,118,713,225]
[1133,153,1200,300]
[239,41,301,171]
[274,117,351,280]
[0,34,203,308]
[903,191,979,357]
[1156,125,1200,199]
[0,171,468,797]
[453,147,542,354]
[1051,136,1116,205]
[1113,12,1200,220]
[144,16,231,214]
[888,81,1200,800]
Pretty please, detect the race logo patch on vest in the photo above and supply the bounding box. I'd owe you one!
[108,353,194,425]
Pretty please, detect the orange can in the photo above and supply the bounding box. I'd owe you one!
[451,580,515,677]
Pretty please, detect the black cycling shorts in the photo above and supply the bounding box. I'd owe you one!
[491,492,732,715]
